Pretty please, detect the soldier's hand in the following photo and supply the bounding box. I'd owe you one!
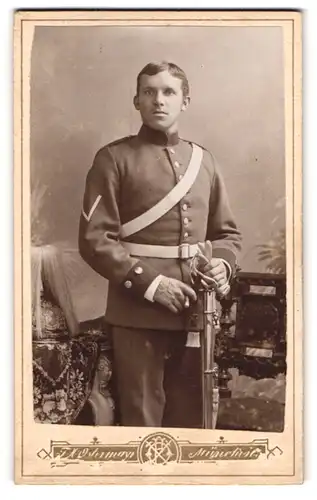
[153,276,197,314]
[196,241,230,297]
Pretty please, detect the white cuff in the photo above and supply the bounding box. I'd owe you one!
[219,259,232,281]
[144,275,163,302]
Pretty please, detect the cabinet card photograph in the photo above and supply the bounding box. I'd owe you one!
[14,10,302,485]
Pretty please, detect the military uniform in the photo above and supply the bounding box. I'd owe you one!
[79,124,241,426]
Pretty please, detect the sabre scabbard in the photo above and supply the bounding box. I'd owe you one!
[189,247,222,430]
[200,288,220,429]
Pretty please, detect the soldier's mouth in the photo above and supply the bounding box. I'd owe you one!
[153,111,168,115]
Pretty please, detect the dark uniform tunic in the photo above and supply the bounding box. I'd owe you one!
[78,124,242,426]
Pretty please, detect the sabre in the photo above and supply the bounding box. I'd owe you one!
[190,249,223,429]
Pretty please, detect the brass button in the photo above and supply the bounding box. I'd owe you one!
[170,148,175,154]
[184,232,189,239]
[183,217,189,226]
[182,203,188,211]
[134,266,143,275]
[175,161,180,168]
[124,280,132,289]
[178,174,183,181]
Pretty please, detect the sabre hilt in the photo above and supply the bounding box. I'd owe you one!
[189,246,230,301]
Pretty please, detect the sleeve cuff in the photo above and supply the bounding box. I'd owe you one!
[121,261,161,297]
[144,275,163,302]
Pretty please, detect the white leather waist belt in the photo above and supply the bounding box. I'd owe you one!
[122,242,199,260]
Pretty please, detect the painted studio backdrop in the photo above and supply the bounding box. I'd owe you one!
[30,26,285,322]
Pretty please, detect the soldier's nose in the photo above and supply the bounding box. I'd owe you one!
[154,92,164,105]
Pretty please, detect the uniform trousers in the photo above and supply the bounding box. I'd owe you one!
[112,326,195,427]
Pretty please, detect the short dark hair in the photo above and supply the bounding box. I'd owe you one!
[136,61,190,97]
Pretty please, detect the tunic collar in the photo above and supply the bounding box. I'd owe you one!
[138,124,179,146]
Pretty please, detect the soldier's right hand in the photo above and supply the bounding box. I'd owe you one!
[153,276,197,314]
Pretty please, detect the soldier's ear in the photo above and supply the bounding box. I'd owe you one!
[133,95,140,110]
[181,95,190,112]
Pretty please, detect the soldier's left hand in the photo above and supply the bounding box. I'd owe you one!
[196,241,228,290]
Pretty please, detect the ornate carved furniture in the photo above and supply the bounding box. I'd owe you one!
[217,272,286,394]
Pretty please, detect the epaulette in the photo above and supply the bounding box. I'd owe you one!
[107,135,136,148]
[181,137,209,152]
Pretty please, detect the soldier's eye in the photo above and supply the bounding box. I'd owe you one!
[164,89,175,95]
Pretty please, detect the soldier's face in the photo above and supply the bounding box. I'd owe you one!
[134,70,190,133]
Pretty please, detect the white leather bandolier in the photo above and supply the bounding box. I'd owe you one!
[120,143,203,259]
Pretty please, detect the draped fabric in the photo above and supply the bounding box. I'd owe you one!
[30,245,113,425]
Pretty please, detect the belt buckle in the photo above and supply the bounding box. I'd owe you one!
[179,243,191,260]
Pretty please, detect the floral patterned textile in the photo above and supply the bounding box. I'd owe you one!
[33,336,99,424]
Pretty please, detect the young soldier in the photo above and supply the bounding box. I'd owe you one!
[79,61,242,427]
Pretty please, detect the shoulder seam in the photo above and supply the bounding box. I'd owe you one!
[93,135,136,159]
[107,135,136,147]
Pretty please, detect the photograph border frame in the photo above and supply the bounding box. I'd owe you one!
[14,9,303,485]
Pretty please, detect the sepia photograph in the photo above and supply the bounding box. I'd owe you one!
[14,10,302,485]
